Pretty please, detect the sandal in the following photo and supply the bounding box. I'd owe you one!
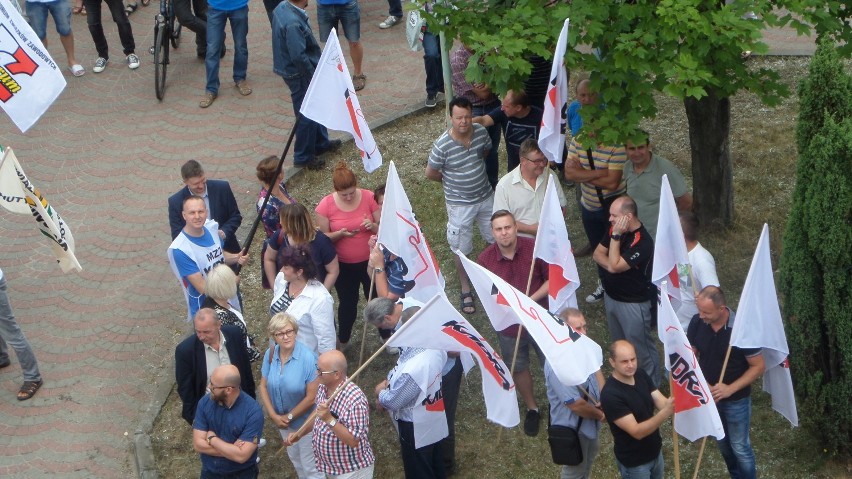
[459,292,476,315]
[141,0,150,6]
[235,80,252,96]
[17,380,43,401]
[352,73,366,91]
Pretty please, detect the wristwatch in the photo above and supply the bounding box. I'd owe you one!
[374,267,384,274]
[326,418,337,428]
[206,434,217,445]
[611,234,622,241]
[287,413,294,421]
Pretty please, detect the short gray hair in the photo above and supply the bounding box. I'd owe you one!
[364,297,395,327]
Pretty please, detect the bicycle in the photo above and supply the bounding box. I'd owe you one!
[150,0,182,101]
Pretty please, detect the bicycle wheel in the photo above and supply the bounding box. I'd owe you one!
[154,22,168,101]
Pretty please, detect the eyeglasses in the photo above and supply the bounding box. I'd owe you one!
[522,156,548,165]
[208,382,232,391]
[273,329,296,339]
[316,367,338,375]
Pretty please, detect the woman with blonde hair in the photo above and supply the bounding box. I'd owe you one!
[263,203,339,291]
[315,161,380,350]
[258,313,322,479]
[201,264,261,361]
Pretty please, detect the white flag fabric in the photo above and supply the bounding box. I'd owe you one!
[651,175,691,312]
[300,28,381,173]
[386,295,520,427]
[0,147,81,272]
[0,0,66,133]
[376,161,445,303]
[458,252,602,386]
[731,224,799,426]
[657,282,725,442]
[538,18,569,164]
[533,174,580,313]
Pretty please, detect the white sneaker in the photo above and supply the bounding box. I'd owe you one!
[127,53,140,69]
[93,57,108,73]
[585,281,605,304]
[379,15,401,29]
[258,438,267,448]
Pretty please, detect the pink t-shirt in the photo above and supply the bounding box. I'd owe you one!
[315,189,379,264]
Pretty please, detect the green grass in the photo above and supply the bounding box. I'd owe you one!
[152,56,852,478]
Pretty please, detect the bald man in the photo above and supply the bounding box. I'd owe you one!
[193,364,264,478]
[288,350,376,478]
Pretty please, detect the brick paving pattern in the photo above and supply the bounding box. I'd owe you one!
[0,2,814,476]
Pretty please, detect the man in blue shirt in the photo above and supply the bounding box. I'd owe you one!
[193,364,264,478]
[199,0,251,108]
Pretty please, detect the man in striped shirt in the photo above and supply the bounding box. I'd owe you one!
[426,96,495,315]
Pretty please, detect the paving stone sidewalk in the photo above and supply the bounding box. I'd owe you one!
[0,3,814,476]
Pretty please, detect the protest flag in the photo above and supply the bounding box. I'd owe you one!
[651,174,691,312]
[538,18,570,164]
[533,174,580,313]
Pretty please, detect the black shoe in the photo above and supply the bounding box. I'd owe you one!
[523,409,540,437]
[0,357,10,369]
[197,51,206,59]
[317,139,342,155]
[425,93,437,108]
[295,157,326,171]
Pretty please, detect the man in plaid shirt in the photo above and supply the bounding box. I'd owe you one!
[288,350,375,478]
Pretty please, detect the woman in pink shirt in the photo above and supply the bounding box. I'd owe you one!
[315,161,380,349]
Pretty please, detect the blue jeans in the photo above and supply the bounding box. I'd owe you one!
[580,203,609,247]
[26,0,72,40]
[422,30,443,96]
[473,99,501,188]
[0,275,41,382]
[205,5,249,95]
[317,0,360,43]
[617,451,663,479]
[283,75,330,163]
[716,397,757,479]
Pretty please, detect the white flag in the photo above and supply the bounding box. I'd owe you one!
[458,252,602,386]
[651,175,691,312]
[0,147,81,272]
[731,224,799,426]
[0,0,66,132]
[300,28,381,173]
[658,282,725,442]
[376,161,445,303]
[538,18,569,164]
[386,295,520,427]
[533,175,580,313]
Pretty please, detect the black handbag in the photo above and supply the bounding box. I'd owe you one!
[547,418,584,466]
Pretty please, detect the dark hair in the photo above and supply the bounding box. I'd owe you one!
[182,195,206,209]
[280,244,318,281]
[256,156,280,187]
[490,209,515,223]
[181,160,204,180]
[373,184,386,202]
[698,285,726,307]
[679,211,699,242]
[507,89,529,108]
[519,138,542,159]
[332,161,357,191]
[449,96,473,114]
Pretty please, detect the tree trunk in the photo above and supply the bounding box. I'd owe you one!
[684,91,733,228]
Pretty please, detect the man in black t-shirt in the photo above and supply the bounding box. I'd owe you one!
[473,89,543,173]
[601,340,673,478]
[687,286,764,479]
[593,195,659,386]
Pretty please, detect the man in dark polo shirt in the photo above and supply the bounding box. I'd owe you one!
[592,195,659,386]
[600,340,673,479]
[477,209,549,436]
[687,286,764,479]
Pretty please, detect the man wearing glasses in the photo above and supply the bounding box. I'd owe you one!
[176,308,256,425]
[493,138,567,239]
[193,364,264,478]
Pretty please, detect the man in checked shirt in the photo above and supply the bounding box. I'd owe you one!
[287,350,375,478]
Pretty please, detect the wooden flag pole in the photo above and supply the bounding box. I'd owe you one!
[691,345,733,479]
[671,375,681,479]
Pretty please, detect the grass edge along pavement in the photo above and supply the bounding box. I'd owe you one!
[132,99,435,479]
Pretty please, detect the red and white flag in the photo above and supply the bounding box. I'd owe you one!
[0,147,81,272]
[538,18,570,164]
[300,27,381,173]
[458,252,602,386]
[731,224,799,426]
[386,295,520,427]
[0,0,66,132]
[376,161,445,303]
[533,174,580,313]
[651,174,691,312]
[657,282,725,442]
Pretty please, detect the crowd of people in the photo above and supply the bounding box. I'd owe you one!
[161,59,766,477]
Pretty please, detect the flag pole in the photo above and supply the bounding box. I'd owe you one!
[691,345,733,479]
[670,375,681,479]
[358,268,377,368]
[235,115,301,274]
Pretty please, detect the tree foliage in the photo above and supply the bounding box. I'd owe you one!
[779,39,852,457]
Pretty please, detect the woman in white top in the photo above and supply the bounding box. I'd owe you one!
[270,245,336,354]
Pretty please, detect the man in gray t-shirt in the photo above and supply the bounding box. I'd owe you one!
[426,97,494,314]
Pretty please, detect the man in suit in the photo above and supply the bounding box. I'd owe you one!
[175,308,256,425]
[168,160,243,254]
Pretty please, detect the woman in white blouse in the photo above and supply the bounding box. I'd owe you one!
[270,244,336,354]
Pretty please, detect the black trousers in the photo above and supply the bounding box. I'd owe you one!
[398,420,446,479]
[173,0,207,54]
[334,260,371,343]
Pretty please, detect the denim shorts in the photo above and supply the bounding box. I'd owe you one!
[317,0,360,43]
[26,0,72,40]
